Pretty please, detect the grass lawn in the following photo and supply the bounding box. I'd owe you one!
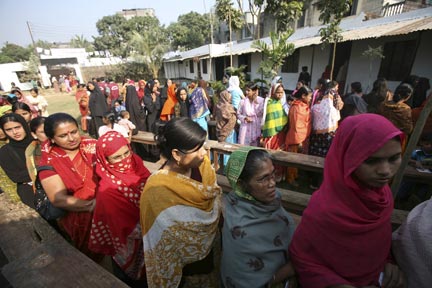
[27,88,80,119]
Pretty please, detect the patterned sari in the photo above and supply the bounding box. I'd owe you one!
[140,156,221,287]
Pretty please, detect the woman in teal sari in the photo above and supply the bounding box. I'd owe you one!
[221,147,297,288]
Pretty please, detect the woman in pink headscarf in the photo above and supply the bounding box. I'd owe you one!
[289,114,405,288]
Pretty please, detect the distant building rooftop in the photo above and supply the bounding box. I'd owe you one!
[117,8,156,20]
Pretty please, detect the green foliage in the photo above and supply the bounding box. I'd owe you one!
[316,0,352,24]
[107,62,153,82]
[252,30,295,78]
[23,53,41,82]
[93,15,167,59]
[167,12,211,50]
[362,45,384,59]
[319,20,343,45]
[264,0,307,32]
[70,35,94,52]
[0,43,32,64]
[34,40,53,50]
[215,0,244,31]
[225,65,247,88]
[129,31,169,78]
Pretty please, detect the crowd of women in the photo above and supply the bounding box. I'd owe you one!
[0,72,431,288]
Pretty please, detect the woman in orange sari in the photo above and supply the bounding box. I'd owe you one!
[286,86,312,186]
[160,83,177,121]
[76,84,89,132]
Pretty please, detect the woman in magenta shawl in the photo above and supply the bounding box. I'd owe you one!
[289,114,405,288]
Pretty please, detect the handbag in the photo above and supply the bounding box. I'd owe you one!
[34,165,66,221]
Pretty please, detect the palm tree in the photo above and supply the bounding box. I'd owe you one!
[129,31,168,79]
[70,35,94,52]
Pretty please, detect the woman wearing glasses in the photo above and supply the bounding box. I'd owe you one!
[140,117,222,287]
[221,147,297,288]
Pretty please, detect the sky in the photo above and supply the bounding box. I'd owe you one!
[0,0,216,47]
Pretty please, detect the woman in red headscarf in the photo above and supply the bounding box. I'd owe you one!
[137,80,146,103]
[289,114,405,288]
[160,83,177,121]
[89,131,150,287]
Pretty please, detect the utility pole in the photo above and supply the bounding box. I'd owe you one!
[26,21,38,55]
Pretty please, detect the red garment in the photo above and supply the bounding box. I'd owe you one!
[286,99,311,145]
[289,114,403,288]
[39,138,98,255]
[89,131,150,279]
[137,80,146,102]
[108,82,120,101]
[160,84,178,121]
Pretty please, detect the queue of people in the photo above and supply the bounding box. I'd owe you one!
[0,72,431,288]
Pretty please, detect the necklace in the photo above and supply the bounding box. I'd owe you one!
[72,153,88,182]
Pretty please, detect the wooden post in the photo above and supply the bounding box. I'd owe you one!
[391,95,432,196]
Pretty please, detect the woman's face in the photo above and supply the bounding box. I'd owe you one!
[14,91,23,99]
[2,121,26,141]
[245,88,257,99]
[107,145,131,164]
[176,143,207,169]
[302,92,312,104]
[244,158,276,204]
[353,139,401,188]
[139,82,145,89]
[296,82,303,89]
[179,89,187,101]
[87,83,95,91]
[32,123,48,142]
[51,122,81,151]
[273,86,284,100]
[15,109,32,123]
[30,90,38,98]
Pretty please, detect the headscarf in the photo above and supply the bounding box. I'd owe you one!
[261,83,288,138]
[160,84,177,121]
[125,85,146,132]
[0,105,12,116]
[0,113,33,183]
[227,76,242,94]
[289,114,404,288]
[226,146,263,201]
[90,131,150,267]
[215,90,237,142]
[137,80,146,101]
[88,81,107,117]
[222,146,296,288]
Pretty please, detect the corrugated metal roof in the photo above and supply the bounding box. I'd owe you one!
[164,7,432,62]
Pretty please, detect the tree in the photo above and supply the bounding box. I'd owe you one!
[70,35,94,52]
[0,43,31,64]
[252,30,295,78]
[22,52,41,82]
[362,45,384,92]
[215,0,244,66]
[261,0,308,33]
[93,15,167,59]
[167,12,211,50]
[317,0,352,80]
[129,31,168,79]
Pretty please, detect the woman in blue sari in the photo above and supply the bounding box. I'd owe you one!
[189,80,210,133]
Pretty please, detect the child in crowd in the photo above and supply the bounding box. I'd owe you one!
[112,100,126,121]
[118,111,136,142]
[398,132,432,202]
[98,112,129,139]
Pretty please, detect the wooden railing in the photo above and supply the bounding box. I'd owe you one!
[133,132,416,227]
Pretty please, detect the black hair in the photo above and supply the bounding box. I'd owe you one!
[145,80,156,95]
[350,82,362,93]
[238,149,272,182]
[103,112,116,125]
[0,113,32,143]
[302,66,308,72]
[393,83,413,103]
[176,87,188,102]
[245,82,259,90]
[326,80,338,90]
[29,116,46,133]
[44,113,78,139]
[293,86,312,99]
[155,117,206,159]
[12,102,31,113]
[30,87,39,94]
[420,132,432,143]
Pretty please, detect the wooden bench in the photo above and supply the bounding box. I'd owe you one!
[142,161,408,229]
[0,194,128,288]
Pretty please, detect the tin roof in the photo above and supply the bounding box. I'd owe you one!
[163,7,432,62]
